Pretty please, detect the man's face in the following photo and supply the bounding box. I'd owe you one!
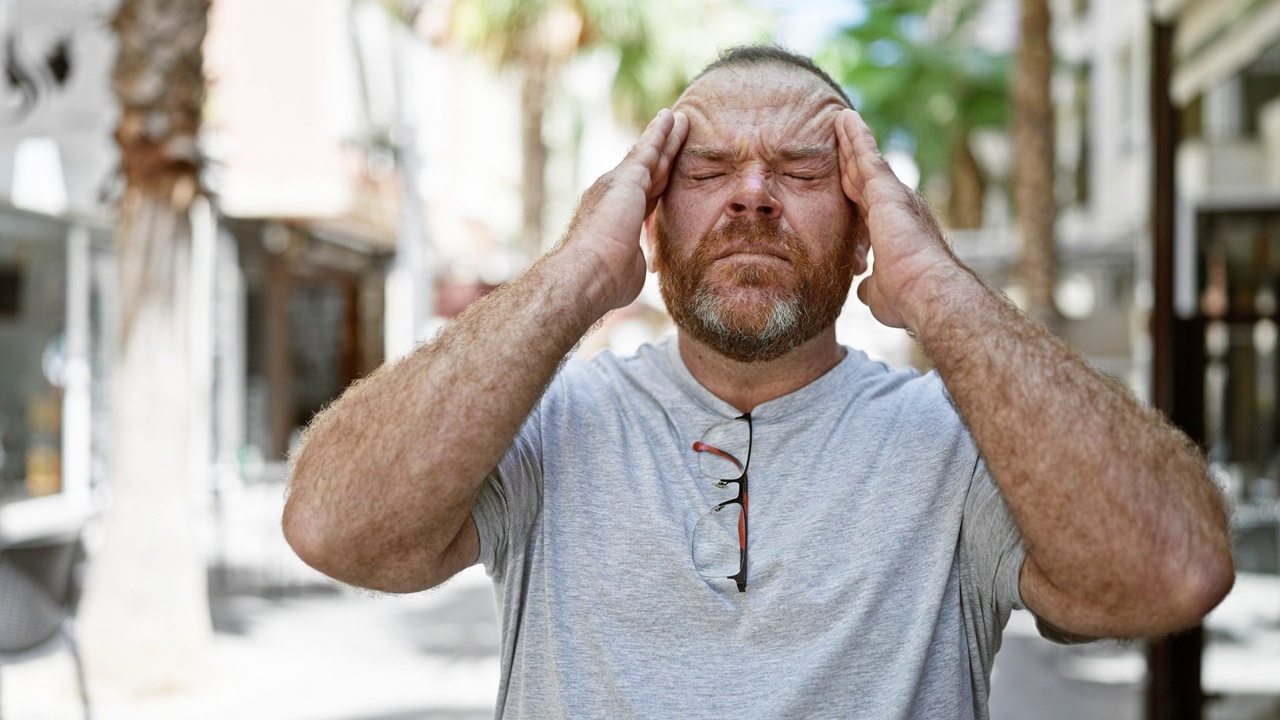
[654,64,868,362]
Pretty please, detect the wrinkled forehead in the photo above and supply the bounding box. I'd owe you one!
[673,64,848,150]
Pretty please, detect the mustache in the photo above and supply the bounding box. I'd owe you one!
[692,218,809,267]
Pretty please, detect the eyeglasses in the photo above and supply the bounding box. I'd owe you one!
[691,413,751,592]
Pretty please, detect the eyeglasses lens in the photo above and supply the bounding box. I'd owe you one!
[691,418,750,583]
[692,503,744,577]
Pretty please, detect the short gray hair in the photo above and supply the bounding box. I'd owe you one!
[692,45,854,109]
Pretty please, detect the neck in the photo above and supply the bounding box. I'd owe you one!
[677,328,846,413]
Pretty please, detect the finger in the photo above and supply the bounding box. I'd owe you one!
[626,108,676,171]
[843,109,900,189]
[611,109,680,204]
[836,110,862,204]
[649,110,689,200]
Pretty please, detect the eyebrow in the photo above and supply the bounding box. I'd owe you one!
[682,145,735,162]
[681,144,834,163]
[777,145,833,161]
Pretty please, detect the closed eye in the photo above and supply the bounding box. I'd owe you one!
[784,173,816,181]
[691,173,727,181]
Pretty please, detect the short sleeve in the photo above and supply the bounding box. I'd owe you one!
[471,405,545,576]
[958,454,1027,675]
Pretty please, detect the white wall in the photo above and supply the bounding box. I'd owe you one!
[0,0,120,217]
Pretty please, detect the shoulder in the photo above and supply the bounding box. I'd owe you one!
[557,341,675,392]
[839,349,955,412]
[545,340,689,415]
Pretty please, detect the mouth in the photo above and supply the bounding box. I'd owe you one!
[714,244,792,264]
[713,252,791,273]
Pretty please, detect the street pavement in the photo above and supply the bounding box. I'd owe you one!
[4,479,1280,719]
[4,565,501,720]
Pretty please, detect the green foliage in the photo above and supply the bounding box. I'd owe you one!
[450,0,643,66]
[608,0,770,129]
[374,0,425,25]
[450,0,539,65]
[819,0,1009,189]
[448,0,766,130]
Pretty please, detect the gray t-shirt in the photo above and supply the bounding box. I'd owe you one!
[472,338,1027,719]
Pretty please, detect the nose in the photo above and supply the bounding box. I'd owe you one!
[725,170,781,220]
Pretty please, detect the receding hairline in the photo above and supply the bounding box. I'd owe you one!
[685,45,854,109]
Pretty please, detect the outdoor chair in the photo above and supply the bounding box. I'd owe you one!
[0,529,90,719]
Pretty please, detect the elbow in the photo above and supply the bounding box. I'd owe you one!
[282,474,452,595]
[282,494,414,592]
[281,489,338,579]
[282,437,336,578]
[1149,544,1235,635]
[280,467,360,585]
[1185,547,1236,622]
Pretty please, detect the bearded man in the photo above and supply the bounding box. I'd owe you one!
[283,46,1234,718]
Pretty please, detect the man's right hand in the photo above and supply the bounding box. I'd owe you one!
[284,108,688,593]
[561,108,688,313]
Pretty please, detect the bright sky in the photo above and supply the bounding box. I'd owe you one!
[748,0,866,54]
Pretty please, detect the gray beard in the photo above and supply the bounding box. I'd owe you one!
[690,287,807,361]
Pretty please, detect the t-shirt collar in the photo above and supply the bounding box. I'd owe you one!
[660,335,867,422]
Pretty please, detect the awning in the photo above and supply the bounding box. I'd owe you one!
[1156,0,1280,105]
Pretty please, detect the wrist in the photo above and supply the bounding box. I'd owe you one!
[899,262,989,341]
[542,242,632,317]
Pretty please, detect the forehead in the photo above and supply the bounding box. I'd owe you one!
[673,64,847,151]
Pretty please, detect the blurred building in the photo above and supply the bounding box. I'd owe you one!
[0,0,118,535]
[204,0,402,471]
[1053,0,1280,714]
[906,0,1144,384]
[943,0,1280,559]
[1143,0,1280,572]
[1038,0,1280,559]
[0,0,414,537]
[0,0,766,529]
[867,2,1280,713]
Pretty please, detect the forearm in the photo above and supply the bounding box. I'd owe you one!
[912,266,1233,637]
[283,109,684,592]
[284,248,608,592]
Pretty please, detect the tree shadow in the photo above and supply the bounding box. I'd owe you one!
[207,565,340,635]
[397,584,500,660]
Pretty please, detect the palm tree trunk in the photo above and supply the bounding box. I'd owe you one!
[79,0,212,693]
[946,135,985,230]
[1013,0,1059,325]
[520,49,552,260]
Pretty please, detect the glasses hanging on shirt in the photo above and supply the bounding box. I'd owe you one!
[691,414,751,592]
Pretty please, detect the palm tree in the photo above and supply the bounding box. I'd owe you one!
[826,0,1060,323]
[1012,0,1058,323]
[448,0,772,259]
[822,0,1009,229]
[450,0,650,259]
[78,0,213,693]
[604,0,768,132]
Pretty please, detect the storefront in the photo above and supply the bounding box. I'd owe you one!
[222,217,391,466]
[0,204,112,535]
[1150,2,1280,715]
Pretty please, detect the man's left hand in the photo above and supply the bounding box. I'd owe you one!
[835,108,970,333]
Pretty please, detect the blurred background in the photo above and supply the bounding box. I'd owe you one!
[0,0,1277,718]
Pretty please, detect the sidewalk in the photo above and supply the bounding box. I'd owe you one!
[3,478,502,720]
[5,565,501,720]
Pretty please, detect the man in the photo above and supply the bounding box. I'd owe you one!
[284,46,1234,718]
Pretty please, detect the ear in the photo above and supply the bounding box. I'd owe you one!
[643,210,660,273]
[850,206,871,276]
